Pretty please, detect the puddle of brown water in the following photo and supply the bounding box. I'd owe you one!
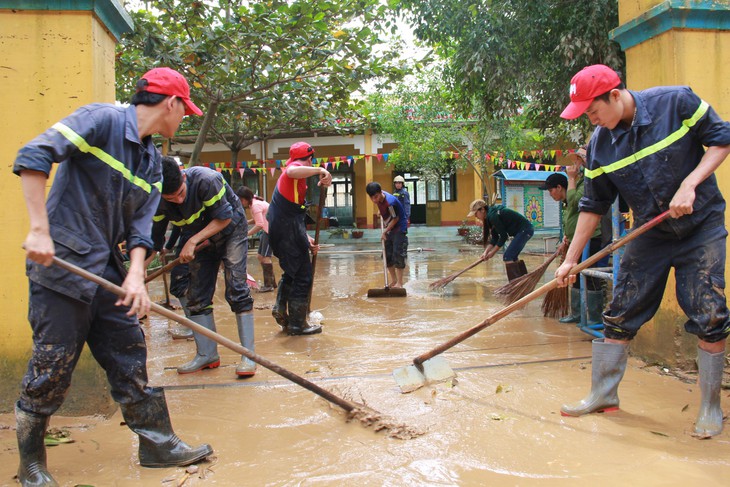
[2,245,729,485]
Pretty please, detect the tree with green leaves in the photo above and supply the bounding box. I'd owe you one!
[397,0,624,141]
[367,69,544,201]
[117,0,409,164]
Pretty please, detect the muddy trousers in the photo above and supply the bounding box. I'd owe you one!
[20,270,151,416]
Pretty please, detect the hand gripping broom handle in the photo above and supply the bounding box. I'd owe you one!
[144,240,210,283]
[52,256,357,414]
[414,211,671,369]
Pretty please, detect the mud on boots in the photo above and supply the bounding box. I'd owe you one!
[120,387,213,467]
[258,263,277,293]
[693,347,725,437]
[561,339,628,416]
[168,296,194,340]
[15,403,58,487]
[235,311,257,377]
[177,313,220,374]
[271,278,291,333]
[286,299,322,336]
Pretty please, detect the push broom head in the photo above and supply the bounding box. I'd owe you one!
[367,287,407,298]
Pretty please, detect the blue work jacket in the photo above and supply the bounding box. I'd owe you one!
[13,104,162,303]
[581,87,730,239]
[152,166,245,250]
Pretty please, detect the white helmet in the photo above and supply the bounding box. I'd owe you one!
[393,175,405,183]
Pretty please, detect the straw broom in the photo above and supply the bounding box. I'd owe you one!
[493,243,567,304]
[541,247,569,318]
[429,256,486,290]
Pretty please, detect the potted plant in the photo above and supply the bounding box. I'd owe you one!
[351,223,364,239]
[457,219,470,236]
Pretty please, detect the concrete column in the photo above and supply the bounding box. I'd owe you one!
[610,0,730,367]
[0,0,133,414]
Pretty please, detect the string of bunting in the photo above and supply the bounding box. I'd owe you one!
[204,148,577,176]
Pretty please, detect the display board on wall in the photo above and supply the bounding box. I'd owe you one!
[505,185,561,229]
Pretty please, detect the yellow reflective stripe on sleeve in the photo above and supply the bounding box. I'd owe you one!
[169,183,227,227]
[585,100,709,180]
[152,214,166,222]
[52,122,159,194]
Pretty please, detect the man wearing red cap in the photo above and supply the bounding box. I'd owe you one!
[267,142,332,335]
[12,67,211,486]
[555,64,730,438]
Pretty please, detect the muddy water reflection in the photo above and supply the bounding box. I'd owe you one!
[1,243,730,486]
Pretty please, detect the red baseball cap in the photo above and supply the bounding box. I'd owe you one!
[139,67,203,116]
[287,141,314,164]
[560,64,621,120]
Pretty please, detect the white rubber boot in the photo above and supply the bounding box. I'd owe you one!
[235,311,257,377]
[561,339,628,416]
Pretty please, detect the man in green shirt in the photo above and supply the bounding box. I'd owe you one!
[467,199,534,281]
[541,148,607,323]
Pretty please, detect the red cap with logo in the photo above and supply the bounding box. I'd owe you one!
[139,67,203,116]
[286,141,315,164]
[560,64,621,120]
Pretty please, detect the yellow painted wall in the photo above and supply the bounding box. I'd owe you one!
[0,8,119,414]
[618,3,730,366]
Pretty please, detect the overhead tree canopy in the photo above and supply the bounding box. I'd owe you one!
[396,0,624,141]
[367,69,543,200]
[117,0,410,163]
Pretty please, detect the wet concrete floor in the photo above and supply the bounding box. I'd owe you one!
[2,242,730,486]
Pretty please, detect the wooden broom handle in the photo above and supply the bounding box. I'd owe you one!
[414,211,671,369]
[52,255,358,413]
[144,240,210,283]
[307,186,328,313]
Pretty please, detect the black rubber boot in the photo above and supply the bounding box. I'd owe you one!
[559,287,581,323]
[287,299,322,336]
[258,263,276,293]
[561,339,628,416]
[694,347,725,437]
[120,387,213,468]
[517,259,528,277]
[15,403,58,487]
[504,262,524,282]
[271,278,290,332]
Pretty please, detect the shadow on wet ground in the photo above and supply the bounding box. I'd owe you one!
[1,236,729,486]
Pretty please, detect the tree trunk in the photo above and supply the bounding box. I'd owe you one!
[190,98,219,166]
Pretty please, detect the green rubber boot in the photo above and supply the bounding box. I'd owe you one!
[559,287,581,324]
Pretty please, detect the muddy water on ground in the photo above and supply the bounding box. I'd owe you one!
[1,244,730,486]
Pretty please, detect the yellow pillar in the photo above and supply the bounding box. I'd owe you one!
[0,1,133,414]
[610,0,730,366]
[364,129,375,228]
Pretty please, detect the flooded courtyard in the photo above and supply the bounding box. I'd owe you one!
[2,236,730,486]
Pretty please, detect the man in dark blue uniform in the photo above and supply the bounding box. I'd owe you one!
[14,67,212,486]
[555,64,730,437]
[153,157,256,377]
